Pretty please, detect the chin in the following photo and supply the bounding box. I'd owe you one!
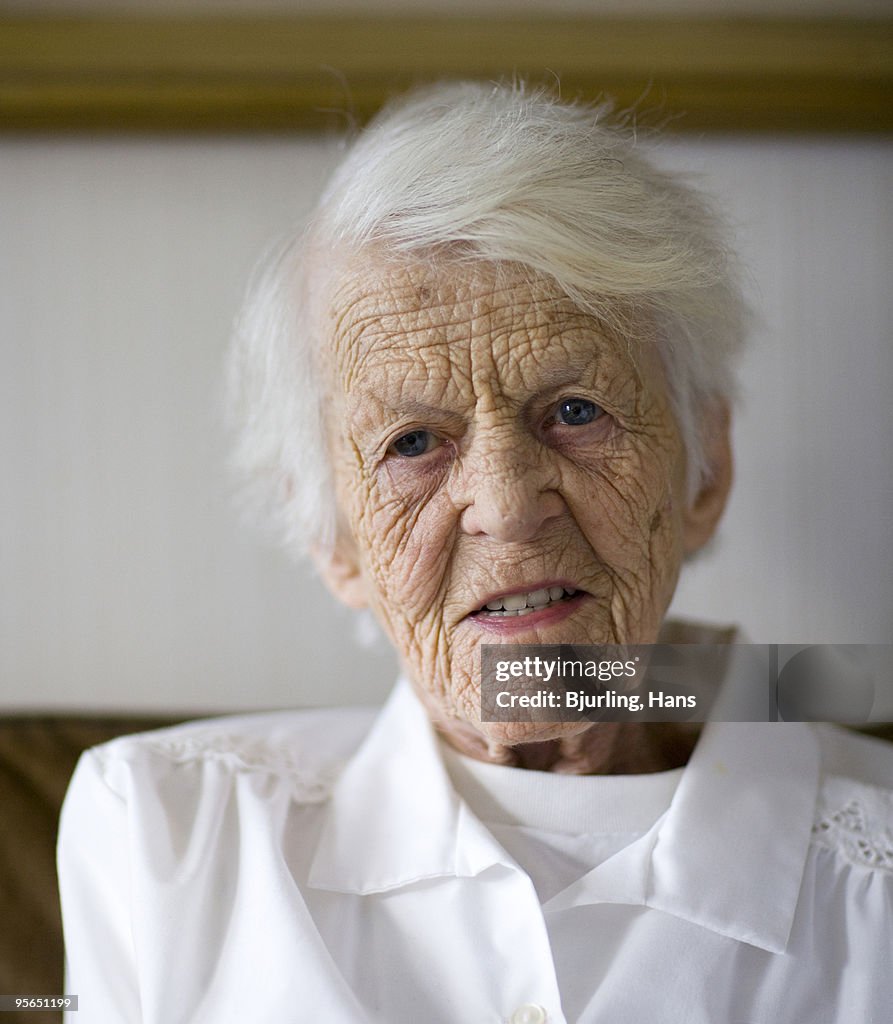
[473,717,594,750]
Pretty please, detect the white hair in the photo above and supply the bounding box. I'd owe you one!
[228,80,749,558]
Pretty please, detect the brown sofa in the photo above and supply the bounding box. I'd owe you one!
[0,714,185,1024]
[2,712,891,1024]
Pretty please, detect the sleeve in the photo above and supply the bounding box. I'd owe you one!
[57,748,142,1023]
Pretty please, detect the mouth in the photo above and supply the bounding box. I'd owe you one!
[470,584,582,620]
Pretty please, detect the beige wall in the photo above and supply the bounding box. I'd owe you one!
[1,132,891,710]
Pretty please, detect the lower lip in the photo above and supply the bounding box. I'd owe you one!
[464,592,589,636]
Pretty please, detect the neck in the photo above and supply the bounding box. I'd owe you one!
[439,721,703,775]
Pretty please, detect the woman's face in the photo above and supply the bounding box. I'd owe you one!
[318,258,722,747]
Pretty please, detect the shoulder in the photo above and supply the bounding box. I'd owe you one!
[811,725,893,875]
[74,704,379,806]
[59,704,381,904]
[58,705,380,1019]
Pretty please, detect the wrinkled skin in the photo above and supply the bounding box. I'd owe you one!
[315,258,731,773]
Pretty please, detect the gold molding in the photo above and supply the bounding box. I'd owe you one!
[1,15,891,134]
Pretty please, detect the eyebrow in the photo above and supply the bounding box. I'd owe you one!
[373,397,461,420]
[530,363,600,392]
[346,389,468,431]
[349,354,611,406]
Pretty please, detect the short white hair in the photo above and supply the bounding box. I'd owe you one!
[228,81,748,558]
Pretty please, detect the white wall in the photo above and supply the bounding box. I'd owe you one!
[658,137,893,645]
[1,132,891,711]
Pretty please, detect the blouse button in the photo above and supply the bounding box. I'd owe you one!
[510,1005,548,1024]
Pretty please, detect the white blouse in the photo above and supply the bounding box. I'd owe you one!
[58,679,893,1024]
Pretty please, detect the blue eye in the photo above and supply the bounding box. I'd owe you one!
[557,398,601,426]
[390,430,440,457]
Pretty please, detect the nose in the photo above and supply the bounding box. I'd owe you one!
[453,433,566,543]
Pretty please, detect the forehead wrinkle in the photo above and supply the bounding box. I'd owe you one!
[328,260,648,416]
[482,325,606,403]
[334,300,476,398]
[334,261,555,359]
[327,269,434,388]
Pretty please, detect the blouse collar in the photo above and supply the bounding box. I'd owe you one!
[309,675,820,954]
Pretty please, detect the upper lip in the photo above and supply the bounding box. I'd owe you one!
[469,580,582,615]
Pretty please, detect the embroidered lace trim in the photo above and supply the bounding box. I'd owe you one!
[811,778,893,874]
[136,729,343,803]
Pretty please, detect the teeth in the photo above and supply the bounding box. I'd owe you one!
[479,586,577,616]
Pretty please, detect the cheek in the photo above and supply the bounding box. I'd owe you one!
[570,456,677,555]
[348,461,458,624]
[563,423,687,597]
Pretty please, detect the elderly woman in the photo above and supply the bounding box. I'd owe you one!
[59,83,891,1023]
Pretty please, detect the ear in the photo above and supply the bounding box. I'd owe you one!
[311,530,369,610]
[682,402,734,556]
